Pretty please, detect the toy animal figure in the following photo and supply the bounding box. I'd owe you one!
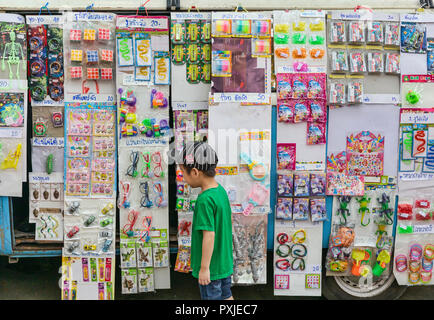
[155,248,167,264]
[377,192,394,225]
[375,225,388,249]
[122,249,134,262]
[248,220,265,283]
[123,277,134,291]
[336,196,352,225]
[140,274,151,287]
[138,248,149,264]
[357,196,371,226]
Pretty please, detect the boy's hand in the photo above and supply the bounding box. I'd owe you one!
[199,267,211,285]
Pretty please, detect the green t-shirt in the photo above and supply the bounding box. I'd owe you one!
[191,184,233,280]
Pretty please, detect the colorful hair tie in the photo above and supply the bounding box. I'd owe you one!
[409,260,421,273]
[292,229,306,244]
[410,244,423,261]
[395,254,408,272]
[420,271,432,284]
[424,244,434,261]
[276,244,291,258]
[408,272,420,284]
[277,232,289,245]
[422,257,433,272]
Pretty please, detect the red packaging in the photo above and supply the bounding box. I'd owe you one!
[307,121,326,145]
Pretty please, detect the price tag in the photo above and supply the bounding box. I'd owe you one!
[0,128,23,138]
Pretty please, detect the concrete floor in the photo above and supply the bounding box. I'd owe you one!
[0,254,432,300]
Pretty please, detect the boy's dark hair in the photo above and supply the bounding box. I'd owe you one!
[179,142,218,177]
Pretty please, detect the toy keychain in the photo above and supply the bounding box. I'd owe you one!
[240,152,267,181]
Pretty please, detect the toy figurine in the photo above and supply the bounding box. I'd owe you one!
[336,195,351,225]
[377,192,394,225]
[2,31,25,80]
[357,196,371,226]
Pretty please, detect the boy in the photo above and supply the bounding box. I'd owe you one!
[178,142,234,300]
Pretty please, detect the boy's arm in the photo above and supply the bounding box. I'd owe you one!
[198,230,215,285]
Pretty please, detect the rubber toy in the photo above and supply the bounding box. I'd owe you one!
[406,90,420,104]
[372,250,391,276]
[46,153,54,174]
[351,248,371,276]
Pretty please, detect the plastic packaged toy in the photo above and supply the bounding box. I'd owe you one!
[276,197,293,220]
[293,198,309,220]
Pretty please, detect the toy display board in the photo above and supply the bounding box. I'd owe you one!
[171,12,211,102]
[63,12,116,102]
[325,187,396,280]
[0,14,28,196]
[401,75,434,109]
[173,111,209,274]
[273,223,322,296]
[276,72,327,168]
[27,15,65,180]
[210,12,272,104]
[62,101,116,300]
[26,15,64,107]
[399,13,434,75]
[61,256,115,300]
[327,11,400,108]
[398,107,434,188]
[121,229,169,294]
[273,10,326,74]
[0,89,27,196]
[29,172,63,233]
[209,102,271,284]
[326,130,385,196]
[61,196,116,300]
[393,188,434,285]
[115,15,171,292]
[328,104,400,184]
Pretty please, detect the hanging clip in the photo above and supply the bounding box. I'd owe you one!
[136,0,151,16]
[86,3,95,12]
[39,2,52,16]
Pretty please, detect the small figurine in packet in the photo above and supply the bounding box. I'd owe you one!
[310,198,327,222]
[293,198,309,220]
[277,174,293,197]
[276,197,293,220]
[294,172,310,196]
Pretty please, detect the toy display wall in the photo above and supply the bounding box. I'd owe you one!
[2,2,434,299]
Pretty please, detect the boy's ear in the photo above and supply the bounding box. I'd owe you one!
[191,167,200,177]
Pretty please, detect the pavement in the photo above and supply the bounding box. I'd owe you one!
[0,254,432,300]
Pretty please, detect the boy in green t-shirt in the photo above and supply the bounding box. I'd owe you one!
[178,142,234,300]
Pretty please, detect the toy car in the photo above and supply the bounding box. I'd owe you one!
[102,239,113,252]
[101,203,114,215]
[83,244,97,251]
[66,241,80,254]
[100,218,113,227]
[67,226,80,238]
[68,201,80,215]
[84,215,96,227]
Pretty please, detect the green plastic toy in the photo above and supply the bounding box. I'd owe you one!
[357,196,371,226]
[372,250,391,277]
[406,90,420,105]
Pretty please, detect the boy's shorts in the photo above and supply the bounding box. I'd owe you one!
[199,276,232,300]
